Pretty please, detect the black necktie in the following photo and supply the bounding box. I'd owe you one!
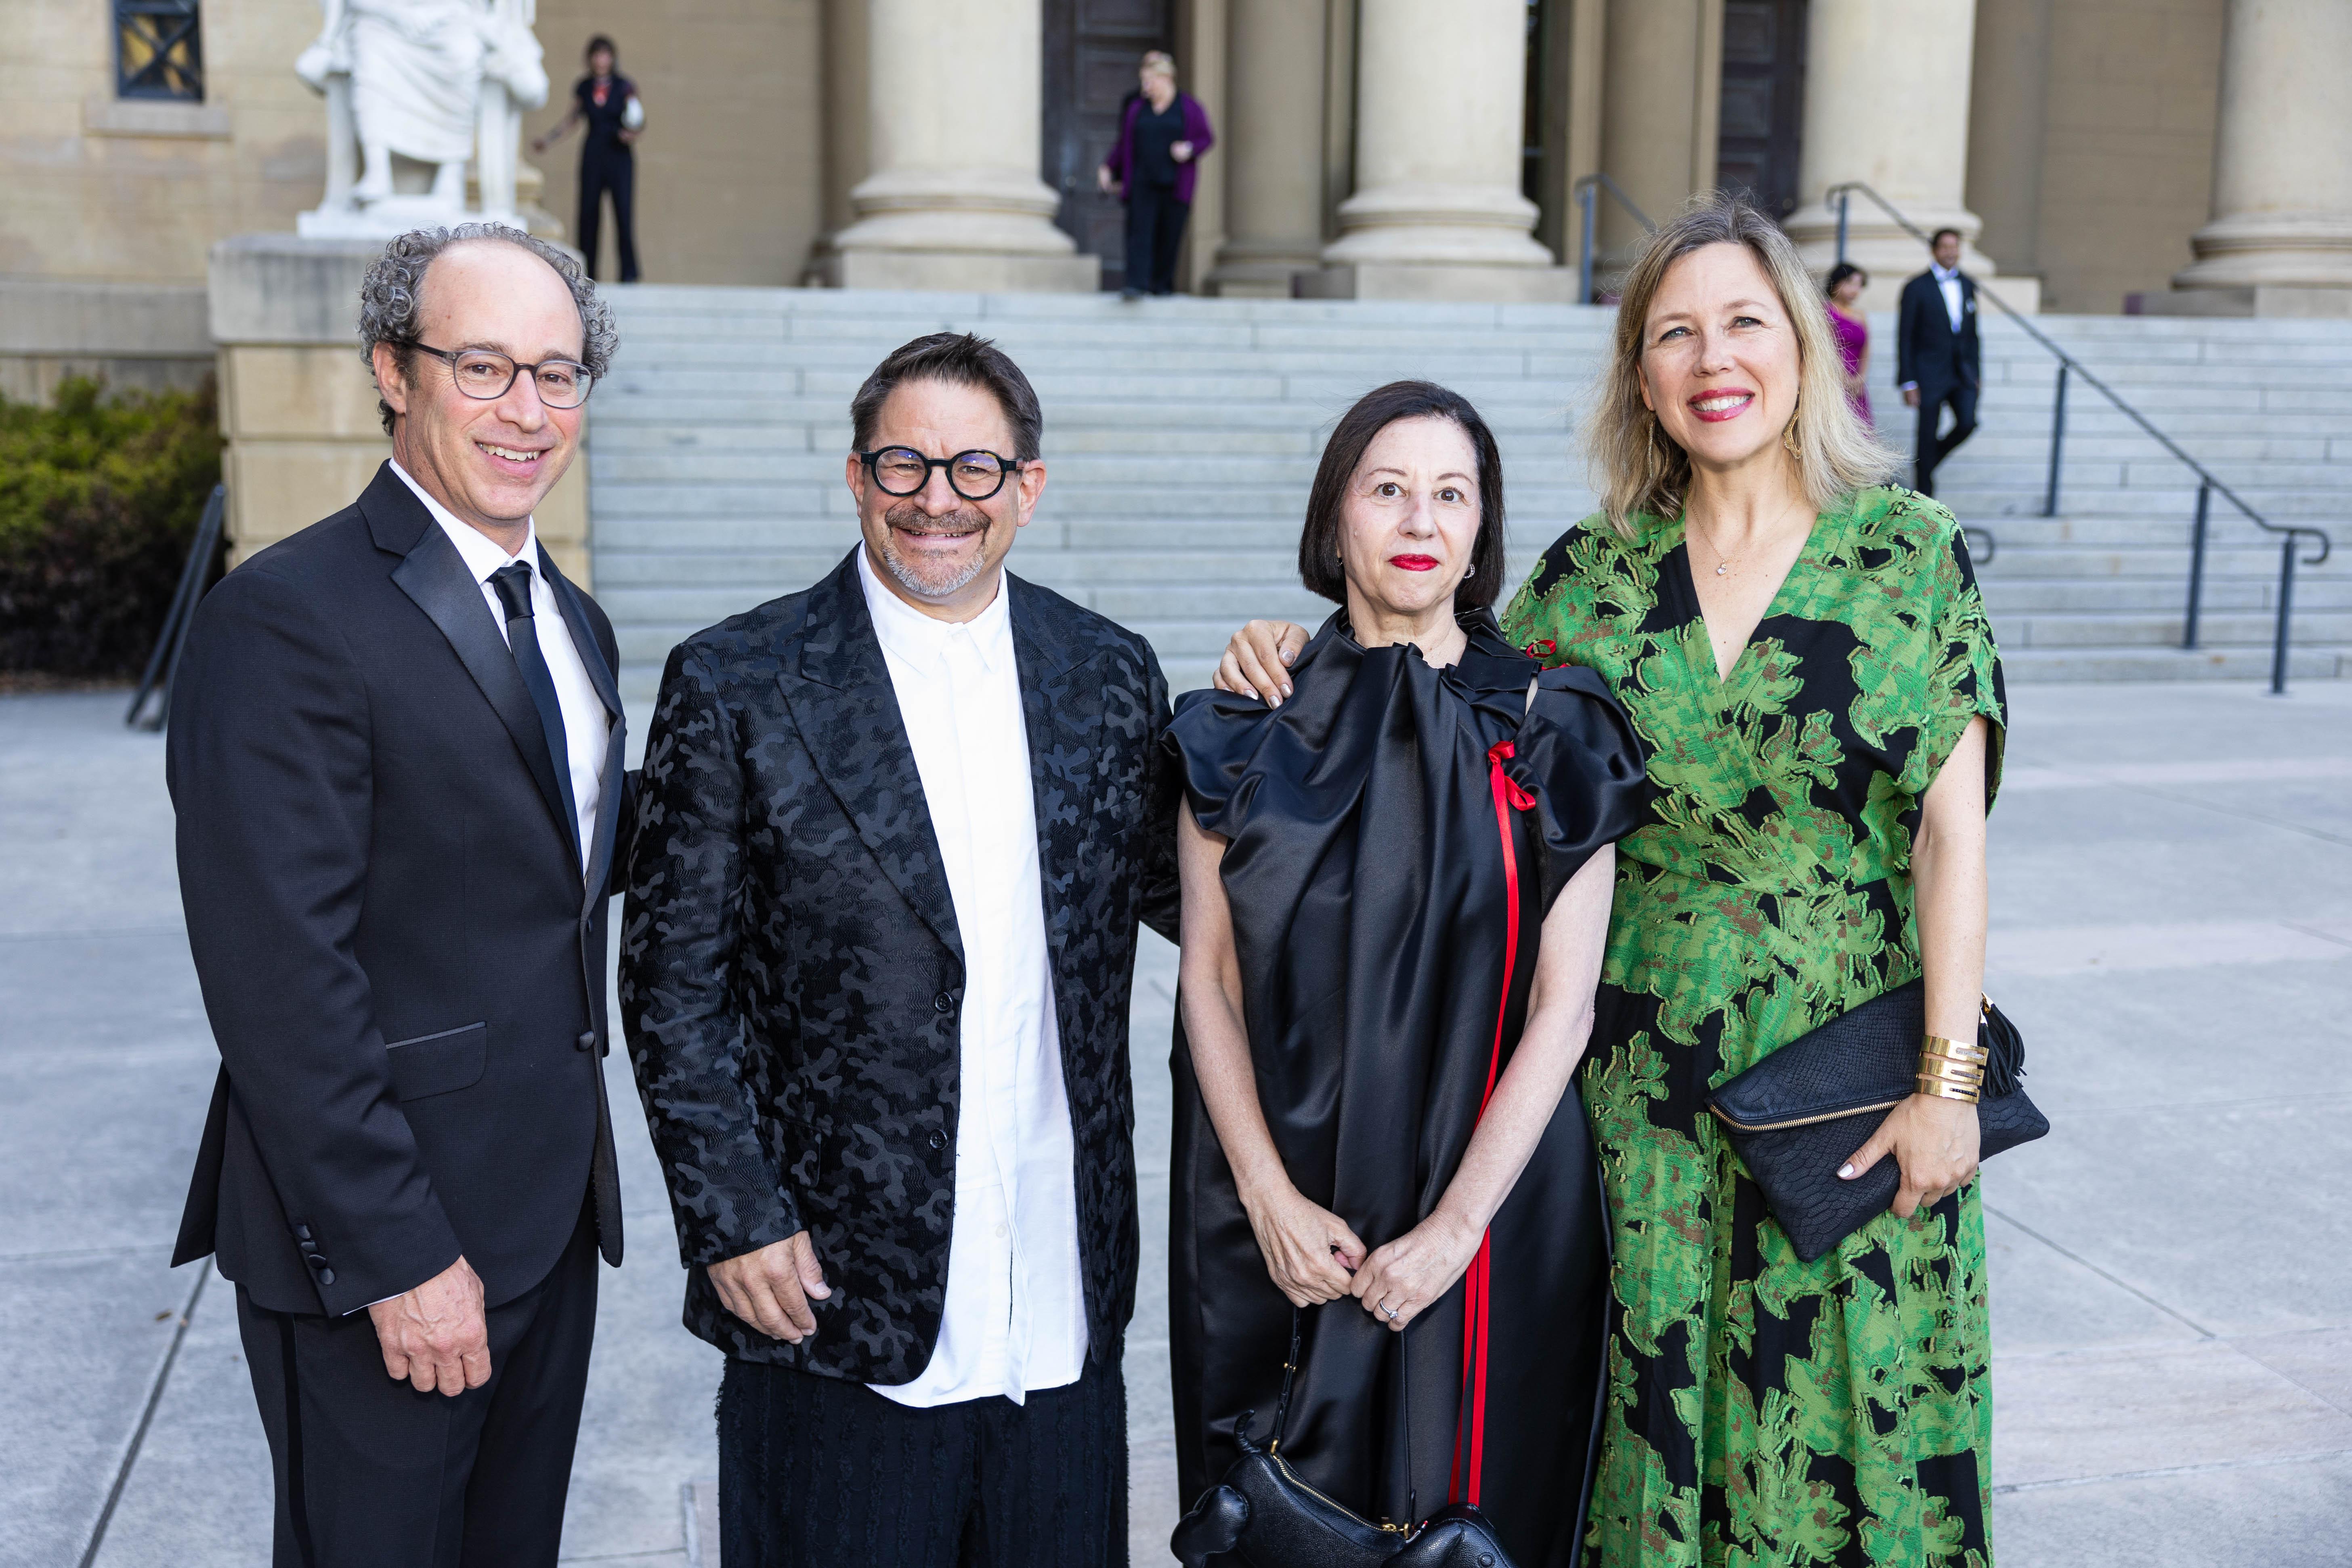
[490,561,579,861]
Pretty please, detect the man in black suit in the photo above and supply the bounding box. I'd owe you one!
[168,225,629,1567]
[622,332,1181,1565]
[1898,226,1983,497]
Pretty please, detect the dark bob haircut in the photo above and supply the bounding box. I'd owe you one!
[1299,380,1507,613]
[850,332,1044,462]
[585,36,617,61]
[1824,260,1867,294]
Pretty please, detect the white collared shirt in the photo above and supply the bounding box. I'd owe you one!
[390,460,609,873]
[856,547,1087,1408]
[1934,262,1966,333]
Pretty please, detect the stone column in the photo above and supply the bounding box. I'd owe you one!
[803,0,871,281]
[820,0,1096,292]
[1207,0,1325,296]
[1310,0,1572,301]
[2165,0,2352,315]
[1784,0,2034,312]
[1963,0,2051,279]
[1595,0,1722,269]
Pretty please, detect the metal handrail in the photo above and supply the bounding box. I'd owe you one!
[1572,174,1655,305]
[1829,180,2334,693]
[125,482,227,732]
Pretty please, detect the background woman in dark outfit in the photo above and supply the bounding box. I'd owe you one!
[532,36,641,283]
[1098,51,1214,298]
[1169,382,1649,1563]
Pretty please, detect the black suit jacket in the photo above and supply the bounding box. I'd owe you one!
[168,463,628,1316]
[621,549,1182,1383]
[1897,268,1981,392]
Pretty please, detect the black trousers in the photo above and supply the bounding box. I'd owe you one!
[718,1354,1128,1567]
[578,149,639,283]
[233,1202,599,1568]
[1124,186,1190,295]
[1913,376,1979,497]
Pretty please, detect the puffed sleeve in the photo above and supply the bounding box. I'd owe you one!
[1501,663,1654,910]
[1165,684,1281,840]
[1894,525,2008,811]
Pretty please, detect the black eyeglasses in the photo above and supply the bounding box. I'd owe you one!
[858,447,1028,501]
[415,344,594,409]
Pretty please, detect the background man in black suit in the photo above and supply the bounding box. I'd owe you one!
[1898,226,1983,497]
[167,224,629,1567]
[622,333,1181,1565]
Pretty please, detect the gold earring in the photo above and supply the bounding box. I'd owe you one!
[1783,397,1802,459]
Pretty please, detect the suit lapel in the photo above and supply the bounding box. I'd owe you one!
[542,546,627,907]
[780,550,963,964]
[1007,573,1100,952]
[371,466,576,863]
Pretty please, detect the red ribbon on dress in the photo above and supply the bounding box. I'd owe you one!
[1452,739,1537,1509]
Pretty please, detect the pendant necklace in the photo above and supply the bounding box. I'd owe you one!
[1693,493,1807,579]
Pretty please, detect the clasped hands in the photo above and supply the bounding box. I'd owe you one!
[1241,1180,1481,1333]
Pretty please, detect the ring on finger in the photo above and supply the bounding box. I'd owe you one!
[1379,1300,1401,1320]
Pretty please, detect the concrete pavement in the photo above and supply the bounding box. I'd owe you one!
[3,677,2347,1566]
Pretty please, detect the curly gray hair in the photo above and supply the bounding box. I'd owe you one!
[358,223,619,435]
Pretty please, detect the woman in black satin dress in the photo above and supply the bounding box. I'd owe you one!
[1169,381,1651,1565]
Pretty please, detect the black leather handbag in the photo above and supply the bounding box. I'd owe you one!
[1171,1311,1518,1568]
[1705,981,2049,1262]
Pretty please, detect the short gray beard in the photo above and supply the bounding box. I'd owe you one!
[878,504,992,599]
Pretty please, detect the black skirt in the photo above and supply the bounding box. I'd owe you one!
[1165,609,1651,1566]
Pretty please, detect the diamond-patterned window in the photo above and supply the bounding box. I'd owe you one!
[115,0,204,101]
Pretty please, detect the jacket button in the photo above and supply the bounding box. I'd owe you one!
[304,1252,331,1270]
[317,1268,335,1286]
[933,992,954,1013]
[293,1224,313,1242]
[577,1031,596,1052]
[927,1130,947,1152]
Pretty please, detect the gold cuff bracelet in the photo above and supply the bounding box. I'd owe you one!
[1916,1034,1985,1103]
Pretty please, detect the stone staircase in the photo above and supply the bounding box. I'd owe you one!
[588,288,2352,704]
[1913,311,2352,683]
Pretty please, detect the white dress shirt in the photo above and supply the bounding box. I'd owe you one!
[1902,264,1970,392]
[1934,262,1966,332]
[857,548,1088,1408]
[390,461,609,873]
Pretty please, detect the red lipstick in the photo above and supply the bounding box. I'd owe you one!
[1390,554,1439,572]
[1687,388,1756,424]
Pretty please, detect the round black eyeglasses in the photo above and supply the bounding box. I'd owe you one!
[858,447,1027,501]
[415,345,594,409]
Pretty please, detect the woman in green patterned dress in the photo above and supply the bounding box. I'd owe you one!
[1212,195,2006,1566]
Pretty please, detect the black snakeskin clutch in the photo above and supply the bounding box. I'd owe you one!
[1706,981,2049,1262]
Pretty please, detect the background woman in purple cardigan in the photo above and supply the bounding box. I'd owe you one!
[1098,50,1215,299]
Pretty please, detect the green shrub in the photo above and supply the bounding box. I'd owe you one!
[0,376,225,677]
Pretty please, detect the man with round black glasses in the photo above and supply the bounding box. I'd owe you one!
[622,331,1183,1563]
[166,223,631,1566]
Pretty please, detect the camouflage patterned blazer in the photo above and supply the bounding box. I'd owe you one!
[620,548,1182,1383]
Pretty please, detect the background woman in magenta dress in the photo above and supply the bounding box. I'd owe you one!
[1827,262,1873,426]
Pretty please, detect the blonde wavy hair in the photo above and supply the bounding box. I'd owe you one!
[1588,193,1901,537]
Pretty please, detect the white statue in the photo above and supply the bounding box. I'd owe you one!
[473,0,548,221]
[297,0,549,237]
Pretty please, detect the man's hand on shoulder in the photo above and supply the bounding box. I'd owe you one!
[709,1232,831,1344]
[367,1255,490,1396]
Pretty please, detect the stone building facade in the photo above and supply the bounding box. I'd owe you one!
[7,0,2350,387]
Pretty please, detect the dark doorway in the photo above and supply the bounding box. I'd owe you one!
[1043,0,1175,291]
[1717,0,1806,220]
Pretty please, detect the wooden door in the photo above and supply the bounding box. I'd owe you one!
[1717,0,1807,220]
[1042,0,1175,290]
